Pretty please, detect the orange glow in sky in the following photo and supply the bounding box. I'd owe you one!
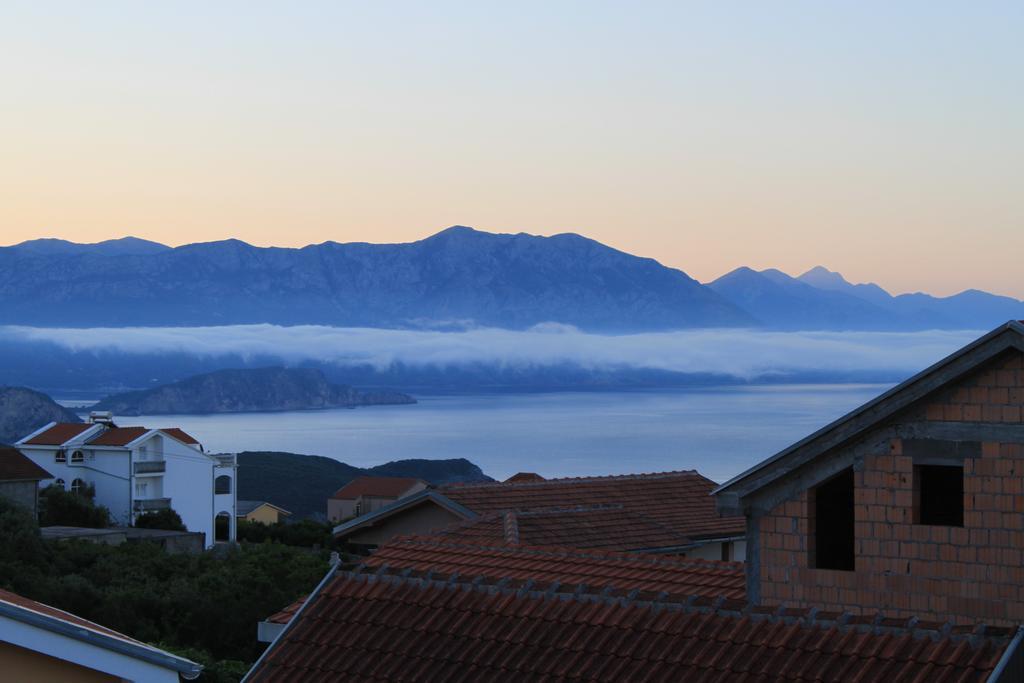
[1,2,1021,297]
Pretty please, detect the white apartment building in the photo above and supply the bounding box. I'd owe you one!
[16,413,236,547]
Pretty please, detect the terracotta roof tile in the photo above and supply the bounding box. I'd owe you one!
[439,471,745,545]
[22,422,92,445]
[0,446,53,481]
[160,427,199,445]
[331,476,424,500]
[249,566,1012,682]
[88,426,150,446]
[267,539,746,625]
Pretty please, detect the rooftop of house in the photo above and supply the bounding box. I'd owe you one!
[265,537,746,624]
[18,422,201,449]
[330,475,425,500]
[237,500,292,517]
[0,446,53,482]
[0,587,202,679]
[505,471,546,483]
[431,504,702,552]
[439,470,746,542]
[248,563,1019,682]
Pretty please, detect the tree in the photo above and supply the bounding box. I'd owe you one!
[135,508,187,532]
[38,483,110,528]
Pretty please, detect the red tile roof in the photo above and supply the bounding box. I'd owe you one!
[248,566,1013,682]
[432,505,700,552]
[0,446,53,482]
[440,471,745,543]
[160,427,199,445]
[88,426,150,446]
[22,422,92,445]
[505,472,545,483]
[267,539,746,625]
[331,476,424,500]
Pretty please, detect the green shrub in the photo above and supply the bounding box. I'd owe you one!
[39,483,110,528]
[135,508,187,532]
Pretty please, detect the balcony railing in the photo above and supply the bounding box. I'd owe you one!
[133,497,171,512]
[134,461,166,475]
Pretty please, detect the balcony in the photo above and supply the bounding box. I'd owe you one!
[133,497,171,512]
[134,461,166,475]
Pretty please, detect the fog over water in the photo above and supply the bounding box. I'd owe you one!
[114,386,887,483]
[6,324,979,381]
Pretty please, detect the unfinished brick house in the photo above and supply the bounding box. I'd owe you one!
[714,321,1024,627]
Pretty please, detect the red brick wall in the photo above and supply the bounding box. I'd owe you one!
[758,351,1024,626]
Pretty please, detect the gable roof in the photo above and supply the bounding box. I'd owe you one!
[713,320,1024,508]
[0,446,53,482]
[237,500,292,517]
[88,426,150,446]
[441,470,745,541]
[20,422,93,446]
[18,422,203,450]
[332,489,478,537]
[0,587,202,679]
[246,563,1017,682]
[330,475,425,500]
[160,427,199,445]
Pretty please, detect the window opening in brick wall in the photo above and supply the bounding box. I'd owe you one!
[809,468,854,571]
[914,464,963,526]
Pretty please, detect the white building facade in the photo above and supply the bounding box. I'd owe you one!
[16,414,236,547]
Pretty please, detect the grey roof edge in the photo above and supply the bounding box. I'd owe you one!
[0,598,203,679]
[242,556,343,682]
[988,625,1024,683]
[712,321,1024,501]
[331,489,478,537]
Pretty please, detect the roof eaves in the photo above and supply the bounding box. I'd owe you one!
[332,490,476,537]
[122,429,160,448]
[0,598,203,679]
[13,421,56,446]
[713,321,1024,501]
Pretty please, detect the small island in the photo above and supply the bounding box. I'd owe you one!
[90,367,416,416]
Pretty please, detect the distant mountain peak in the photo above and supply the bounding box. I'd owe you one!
[798,265,851,289]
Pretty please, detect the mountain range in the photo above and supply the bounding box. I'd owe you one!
[2,226,1022,331]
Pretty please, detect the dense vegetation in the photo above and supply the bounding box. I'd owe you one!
[39,483,111,528]
[236,518,335,548]
[134,507,187,531]
[238,451,490,519]
[0,496,328,682]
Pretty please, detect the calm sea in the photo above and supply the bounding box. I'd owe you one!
[104,385,888,483]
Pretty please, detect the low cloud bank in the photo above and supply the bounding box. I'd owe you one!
[3,324,980,381]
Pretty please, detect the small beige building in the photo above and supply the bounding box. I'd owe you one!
[237,500,292,525]
[327,476,428,523]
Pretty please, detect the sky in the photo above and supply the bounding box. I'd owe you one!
[1,2,1021,297]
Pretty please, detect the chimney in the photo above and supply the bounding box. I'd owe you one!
[503,511,520,546]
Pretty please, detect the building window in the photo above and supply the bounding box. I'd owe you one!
[54,478,65,490]
[71,450,85,463]
[914,465,963,526]
[215,475,232,494]
[55,450,66,463]
[809,468,855,571]
[70,478,85,495]
[135,481,149,498]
